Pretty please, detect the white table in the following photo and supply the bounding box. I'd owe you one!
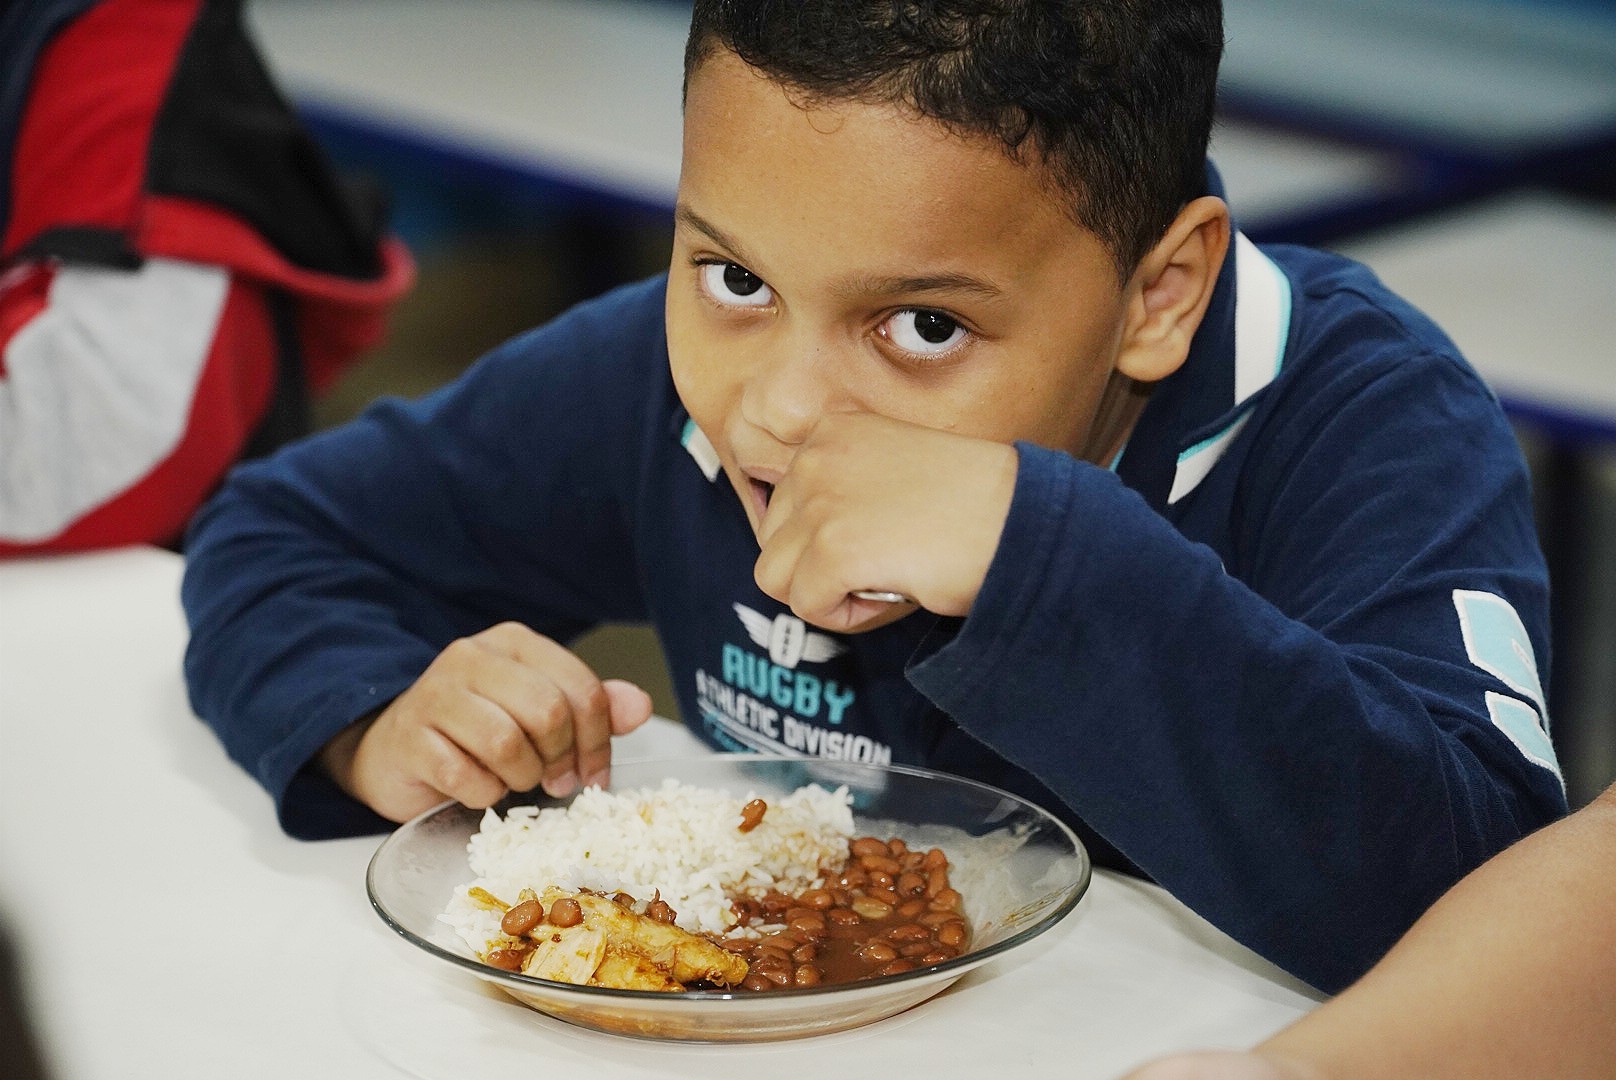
[0,547,1323,1079]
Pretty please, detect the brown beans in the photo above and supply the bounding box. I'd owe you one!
[546,897,583,927]
[850,896,892,921]
[717,832,972,995]
[646,899,677,924]
[896,899,928,920]
[500,898,544,937]
[855,940,898,965]
[738,798,768,833]
[485,947,529,972]
[859,854,903,876]
[800,888,834,910]
[788,912,827,936]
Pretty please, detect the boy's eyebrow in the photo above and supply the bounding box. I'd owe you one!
[676,204,1005,302]
[676,205,754,265]
[838,271,1004,303]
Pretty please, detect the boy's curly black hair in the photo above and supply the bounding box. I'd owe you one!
[685,0,1224,279]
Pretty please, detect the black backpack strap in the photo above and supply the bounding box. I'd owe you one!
[18,224,143,269]
[147,0,389,280]
[239,287,314,461]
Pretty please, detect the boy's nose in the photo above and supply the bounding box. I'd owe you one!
[738,342,842,446]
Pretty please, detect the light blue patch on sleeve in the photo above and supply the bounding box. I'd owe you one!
[1453,589,1561,783]
[1484,692,1561,778]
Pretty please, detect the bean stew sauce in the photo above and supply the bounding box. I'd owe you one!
[712,835,970,992]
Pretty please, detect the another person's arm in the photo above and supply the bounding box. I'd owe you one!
[1123,779,1616,1080]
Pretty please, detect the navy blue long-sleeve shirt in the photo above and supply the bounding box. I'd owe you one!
[182,223,1566,994]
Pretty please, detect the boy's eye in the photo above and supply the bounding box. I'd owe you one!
[698,261,773,308]
[881,309,968,357]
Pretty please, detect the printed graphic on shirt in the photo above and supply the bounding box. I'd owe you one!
[1452,589,1562,783]
[691,603,892,765]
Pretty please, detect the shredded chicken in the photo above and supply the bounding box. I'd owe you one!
[481,886,749,991]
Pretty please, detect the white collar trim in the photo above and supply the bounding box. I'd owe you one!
[1168,232,1293,505]
[680,418,723,481]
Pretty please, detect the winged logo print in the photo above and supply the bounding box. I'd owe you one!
[733,603,847,669]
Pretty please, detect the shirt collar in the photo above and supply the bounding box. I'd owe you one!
[1116,160,1294,509]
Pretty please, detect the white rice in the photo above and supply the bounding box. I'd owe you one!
[439,779,856,954]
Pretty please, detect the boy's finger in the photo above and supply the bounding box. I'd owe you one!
[471,624,617,792]
[567,680,656,794]
[752,512,813,607]
[429,685,550,795]
[753,473,799,548]
[415,723,509,812]
[774,536,880,630]
[523,642,616,792]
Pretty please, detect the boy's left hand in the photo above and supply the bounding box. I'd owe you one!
[754,412,1018,632]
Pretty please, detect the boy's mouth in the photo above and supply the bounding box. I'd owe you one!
[747,477,775,520]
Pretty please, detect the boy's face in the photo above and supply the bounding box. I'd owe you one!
[668,50,1134,538]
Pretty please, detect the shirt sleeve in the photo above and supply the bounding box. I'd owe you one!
[180,280,666,839]
[907,345,1566,994]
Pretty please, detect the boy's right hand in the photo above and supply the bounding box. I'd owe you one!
[318,622,653,823]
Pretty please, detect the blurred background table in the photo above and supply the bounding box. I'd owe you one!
[0,548,1323,1079]
[244,0,1616,237]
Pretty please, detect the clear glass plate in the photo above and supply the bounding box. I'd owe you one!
[367,754,1090,1042]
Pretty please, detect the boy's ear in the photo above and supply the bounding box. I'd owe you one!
[1114,196,1230,384]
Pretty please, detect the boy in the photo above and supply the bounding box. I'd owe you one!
[182,0,1565,994]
